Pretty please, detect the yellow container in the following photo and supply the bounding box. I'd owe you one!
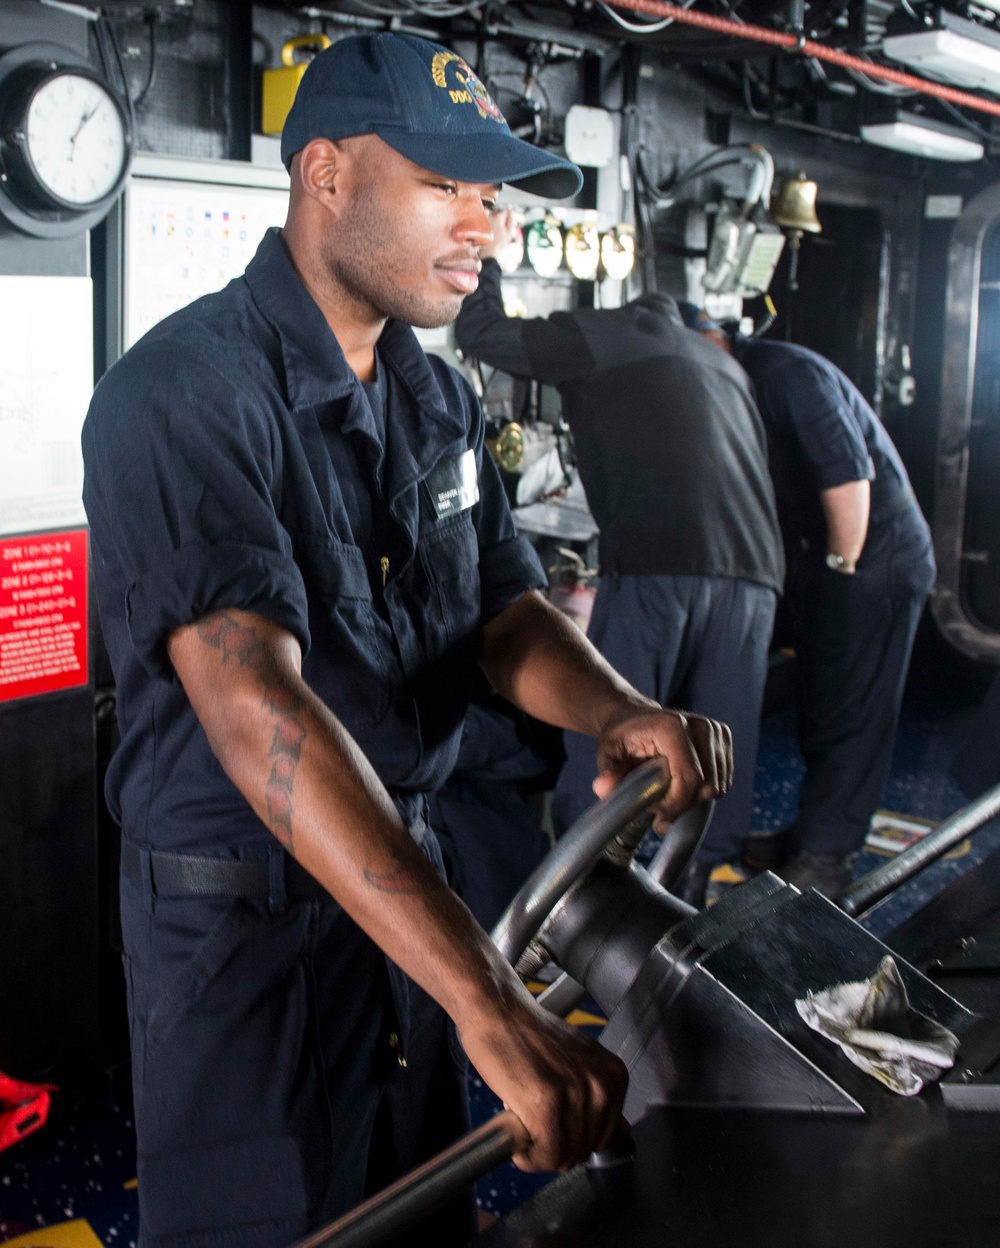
[262,34,331,136]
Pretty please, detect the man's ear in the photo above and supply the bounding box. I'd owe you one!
[295,138,346,210]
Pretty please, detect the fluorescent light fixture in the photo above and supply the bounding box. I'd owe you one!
[861,112,984,161]
[884,12,1000,95]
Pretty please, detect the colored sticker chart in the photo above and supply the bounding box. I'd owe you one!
[124,178,289,348]
[0,529,88,702]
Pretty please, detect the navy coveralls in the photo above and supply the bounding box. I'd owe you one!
[735,340,936,856]
[82,229,545,1248]
[456,264,785,864]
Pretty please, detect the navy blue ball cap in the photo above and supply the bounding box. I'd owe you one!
[280,33,582,200]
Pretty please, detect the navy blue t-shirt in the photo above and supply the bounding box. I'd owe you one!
[82,229,545,854]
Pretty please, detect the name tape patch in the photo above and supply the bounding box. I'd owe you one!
[424,449,480,520]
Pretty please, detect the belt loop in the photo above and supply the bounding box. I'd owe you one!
[267,843,288,914]
[139,845,154,914]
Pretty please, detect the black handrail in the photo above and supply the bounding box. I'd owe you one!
[842,780,1000,917]
[291,1111,526,1248]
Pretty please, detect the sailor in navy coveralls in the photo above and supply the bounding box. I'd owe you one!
[82,34,732,1248]
[734,338,935,898]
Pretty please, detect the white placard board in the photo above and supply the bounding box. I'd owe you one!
[0,275,93,537]
[125,177,289,349]
[925,194,963,220]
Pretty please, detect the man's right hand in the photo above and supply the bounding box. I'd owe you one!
[457,988,628,1172]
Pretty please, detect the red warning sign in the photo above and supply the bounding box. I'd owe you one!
[0,529,89,703]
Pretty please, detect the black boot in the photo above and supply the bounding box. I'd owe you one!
[742,825,795,871]
[779,849,857,902]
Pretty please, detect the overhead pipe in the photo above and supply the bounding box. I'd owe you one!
[605,0,1000,120]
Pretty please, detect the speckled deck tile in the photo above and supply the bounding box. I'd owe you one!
[0,1085,137,1247]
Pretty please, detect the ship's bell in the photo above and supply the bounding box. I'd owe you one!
[771,171,822,236]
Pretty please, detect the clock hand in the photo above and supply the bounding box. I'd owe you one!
[70,103,100,146]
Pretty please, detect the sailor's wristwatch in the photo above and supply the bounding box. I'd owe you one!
[825,552,857,575]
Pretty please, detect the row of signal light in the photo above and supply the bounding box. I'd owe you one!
[496,220,636,281]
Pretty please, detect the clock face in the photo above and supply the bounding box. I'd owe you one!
[24,71,127,207]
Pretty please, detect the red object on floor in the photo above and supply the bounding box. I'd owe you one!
[0,1071,56,1153]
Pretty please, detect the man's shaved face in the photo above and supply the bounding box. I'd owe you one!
[319,137,497,329]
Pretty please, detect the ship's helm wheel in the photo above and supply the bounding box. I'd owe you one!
[492,761,711,999]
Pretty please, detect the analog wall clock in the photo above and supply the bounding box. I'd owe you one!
[0,42,132,238]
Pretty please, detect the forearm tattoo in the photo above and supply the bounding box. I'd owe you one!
[196,612,271,671]
[363,865,431,895]
[262,688,305,849]
[197,613,306,851]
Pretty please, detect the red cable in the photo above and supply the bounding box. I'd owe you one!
[608,0,1000,120]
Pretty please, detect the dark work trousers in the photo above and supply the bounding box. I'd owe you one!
[120,831,475,1248]
[787,510,936,856]
[551,573,778,865]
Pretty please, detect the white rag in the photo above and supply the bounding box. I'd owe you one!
[796,955,960,1096]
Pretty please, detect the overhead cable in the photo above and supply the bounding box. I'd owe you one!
[595,0,697,34]
[937,97,1000,141]
[601,0,1000,119]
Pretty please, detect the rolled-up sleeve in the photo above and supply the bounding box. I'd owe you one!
[774,358,875,490]
[83,346,309,679]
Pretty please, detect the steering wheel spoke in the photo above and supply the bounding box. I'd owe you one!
[492,760,673,970]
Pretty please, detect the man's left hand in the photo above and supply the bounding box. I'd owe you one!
[592,708,733,822]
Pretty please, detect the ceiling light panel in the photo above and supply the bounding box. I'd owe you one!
[861,117,984,161]
[884,22,1000,94]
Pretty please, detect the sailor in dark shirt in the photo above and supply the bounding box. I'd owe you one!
[456,211,784,905]
[687,309,935,900]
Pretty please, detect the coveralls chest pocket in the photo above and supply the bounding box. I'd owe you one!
[294,534,395,728]
[416,513,481,655]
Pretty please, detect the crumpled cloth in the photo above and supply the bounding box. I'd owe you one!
[795,955,960,1096]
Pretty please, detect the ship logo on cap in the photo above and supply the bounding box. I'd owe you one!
[431,51,505,124]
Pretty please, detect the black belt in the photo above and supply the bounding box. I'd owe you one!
[120,836,329,902]
[871,490,915,526]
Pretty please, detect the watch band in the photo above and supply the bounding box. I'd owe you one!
[825,552,857,574]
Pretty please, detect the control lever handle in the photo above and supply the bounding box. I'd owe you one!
[291,1110,527,1248]
[291,1112,634,1248]
[587,1129,636,1170]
